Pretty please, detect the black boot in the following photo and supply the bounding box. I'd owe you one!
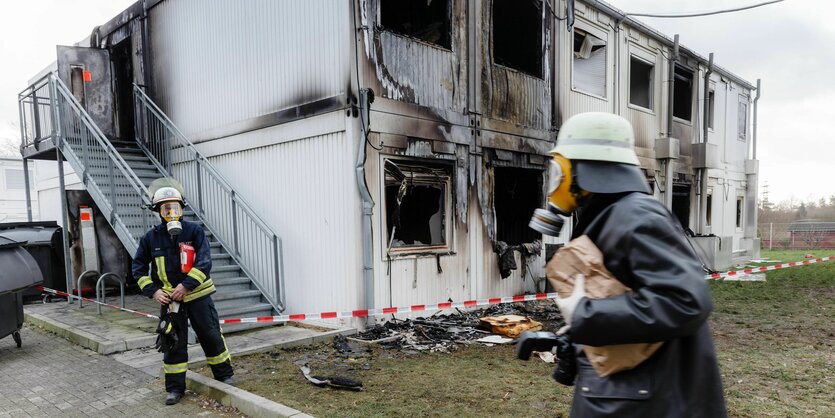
[220,376,235,386]
[165,391,183,405]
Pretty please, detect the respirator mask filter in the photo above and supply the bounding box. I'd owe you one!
[160,202,183,237]
[529,155,581,237]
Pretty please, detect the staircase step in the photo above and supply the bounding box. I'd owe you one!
[109,139,141,148]
[211,253,233,265]
[213,290,263,309]
[212,266,241,279]
[213,277,252,292]
[217,302,274,319]
[113,147,145,155]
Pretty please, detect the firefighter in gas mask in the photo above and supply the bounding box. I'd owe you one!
[529,113,726,417]
[132,178,234,405]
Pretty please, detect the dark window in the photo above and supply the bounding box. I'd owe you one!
[707,90,715,129]
[673,65,693,121]
[671,184,691,230]
[493,0,542,77]
[573,28,607,96]
[736,197,743,228]
[494,167,542,245]
[629,56,653,109]
[380,0,451,49]
[705,193,712,226]
[385,159,451,250]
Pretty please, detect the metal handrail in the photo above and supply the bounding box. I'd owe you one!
[19,74,156,256]
[133,85,285,312]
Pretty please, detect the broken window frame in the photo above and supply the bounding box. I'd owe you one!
[492,0,544,78]
[572,26,608,99]
[383,158,454,255]
[378,0,453,50]
[628,53,655,112]
[737,95,749,141]
[672,64,694,123]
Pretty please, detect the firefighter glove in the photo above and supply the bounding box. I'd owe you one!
[555,274,586,328]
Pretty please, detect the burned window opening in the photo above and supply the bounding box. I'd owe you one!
[573,28,607,97]
[673,65,693,121]
[629,55,653,109]
[494,167,542,245]
[380,0,451,49]
[671,183,691,230]
[385,159,452,251]
[493,0,543,78]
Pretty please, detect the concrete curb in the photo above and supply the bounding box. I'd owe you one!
[24,311,156,355]
[186,372,313,418]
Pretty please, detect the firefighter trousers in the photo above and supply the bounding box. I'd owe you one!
[161,296,233,393]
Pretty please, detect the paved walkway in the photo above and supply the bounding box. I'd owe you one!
[0,325,237,417]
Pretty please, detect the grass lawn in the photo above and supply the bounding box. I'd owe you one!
[199,249,834,417]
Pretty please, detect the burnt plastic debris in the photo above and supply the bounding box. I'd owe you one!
[352,300,565,352]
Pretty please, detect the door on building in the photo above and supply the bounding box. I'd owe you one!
[672,183,692,232]
[56,46,115,138]
[111,39,135,141]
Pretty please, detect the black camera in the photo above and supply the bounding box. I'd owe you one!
[516,331,578,386]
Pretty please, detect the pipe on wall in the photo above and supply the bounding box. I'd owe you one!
[664,35,679,209]
[753,79,761,160]
[356,88,375,327]
[699,53,714,235]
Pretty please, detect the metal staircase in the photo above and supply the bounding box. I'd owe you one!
[18,74,285,330]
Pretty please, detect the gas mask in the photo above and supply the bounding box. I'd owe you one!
[529,154,587,237]
[159,201,183,237]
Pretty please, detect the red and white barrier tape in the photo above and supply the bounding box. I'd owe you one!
[704,255,835,280]
[37,286,159,319]
[35,255,834,325]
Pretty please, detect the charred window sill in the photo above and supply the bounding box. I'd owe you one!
[386,249,456,259]
[378,28,454,53]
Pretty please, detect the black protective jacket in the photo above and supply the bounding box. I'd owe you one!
[568,192,726,417]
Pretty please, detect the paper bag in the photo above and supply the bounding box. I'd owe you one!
[546,235,663,377]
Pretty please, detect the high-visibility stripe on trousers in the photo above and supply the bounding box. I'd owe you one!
[160,295,233,393]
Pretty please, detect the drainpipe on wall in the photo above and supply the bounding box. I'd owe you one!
[356,88,375,327]
[753,79,761,160]
[664,35,679,210]
[699,53,714,235]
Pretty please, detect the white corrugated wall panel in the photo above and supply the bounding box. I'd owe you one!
[150,0,350,139]
[207,130,362,315]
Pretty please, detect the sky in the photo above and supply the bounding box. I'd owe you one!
[0,0,831,205]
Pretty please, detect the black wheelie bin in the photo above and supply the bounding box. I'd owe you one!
[0,235,43,348]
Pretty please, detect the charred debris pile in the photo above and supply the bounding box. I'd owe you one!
[352,300,565,353]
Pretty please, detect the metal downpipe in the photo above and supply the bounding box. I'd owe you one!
[664,35,679,210]
[753,79,761,160]
[699,53,714,235]
[356,88,375,327]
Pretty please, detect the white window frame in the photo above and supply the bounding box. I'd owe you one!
[738,94,749,141]
[672,63,695,126]
[571,24,608,100]
[736,195,744,230]
[707,83,716,133]
[627,47,656,114]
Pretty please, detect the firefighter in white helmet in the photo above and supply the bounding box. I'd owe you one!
[529,113,726,417]
[132,179,234,405]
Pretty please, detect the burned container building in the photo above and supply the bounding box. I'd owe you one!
[18,0,759,326]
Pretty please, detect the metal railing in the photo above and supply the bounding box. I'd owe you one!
[18,76,56,151]
[133,85,285,312]
[18,74,155,255]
